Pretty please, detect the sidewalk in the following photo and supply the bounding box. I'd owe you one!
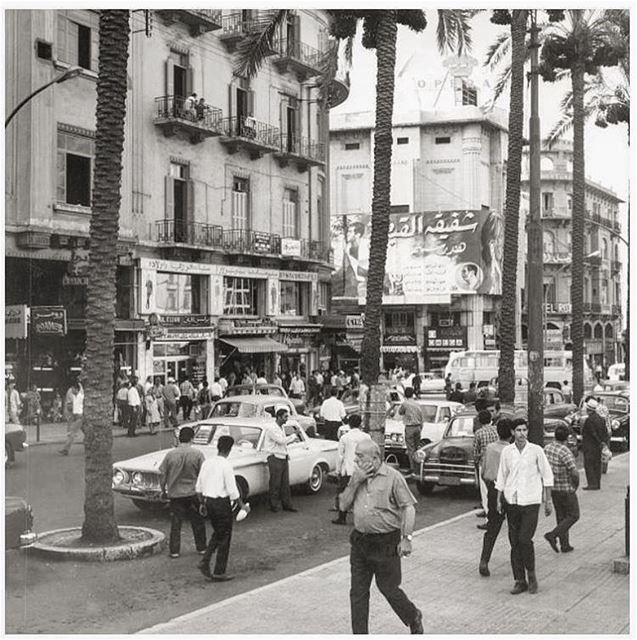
[140,453,630,635]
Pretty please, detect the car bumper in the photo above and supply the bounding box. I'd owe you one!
[113,487,166,502]
[19,531,37,547]
[421,474,476,487]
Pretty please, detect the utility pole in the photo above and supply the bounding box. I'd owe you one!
[527,11,544,445]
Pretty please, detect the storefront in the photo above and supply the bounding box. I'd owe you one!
[277,323,322,378]
[423,325,468,372]
[382,310,418,372]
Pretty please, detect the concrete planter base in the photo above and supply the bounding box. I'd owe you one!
[30,526,165,562]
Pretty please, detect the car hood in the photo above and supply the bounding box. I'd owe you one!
[427,436,474,456]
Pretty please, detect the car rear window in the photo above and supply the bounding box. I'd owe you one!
[447,416,475,438]
[211,402,258,418]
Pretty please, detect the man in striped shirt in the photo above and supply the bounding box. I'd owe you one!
[543,424,580,554]
[473,410,499,525]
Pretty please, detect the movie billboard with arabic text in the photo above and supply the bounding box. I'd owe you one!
[331,209,503,305]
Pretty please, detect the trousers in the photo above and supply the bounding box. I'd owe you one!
[404,425,421,474]
[549,491,580,549]
[480,480,506,564]
[505,502,540,582]
[201,497,233,576]
[61,415,83,453]
[321,420,342,441]
[349,529,418,634]
[334,474,351,521]
[267,455,293,510]
[582,446,602,489]
[168,495,207,555]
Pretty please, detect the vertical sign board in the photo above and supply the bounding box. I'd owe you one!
[5,305,28,339]
[31,306,67,336]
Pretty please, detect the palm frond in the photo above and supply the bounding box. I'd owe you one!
[436,9,473,56]
[492,65,512,104]
[484,31,511,71]
[545,102,600,148]
[233,10,288,79]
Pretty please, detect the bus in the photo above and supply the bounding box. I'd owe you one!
[444,350,594,392]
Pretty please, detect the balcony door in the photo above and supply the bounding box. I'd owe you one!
[165,51,192,116]
[166,163,193,242]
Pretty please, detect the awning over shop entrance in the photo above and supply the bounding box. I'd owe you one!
[218,336,288,354]
[381,345,420,354]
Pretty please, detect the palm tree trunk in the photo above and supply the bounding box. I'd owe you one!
[81,9,130,542]
[359,11,397,451]
[570,58,585,405]
[497,9,527,404]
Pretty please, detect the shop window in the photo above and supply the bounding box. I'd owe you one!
[156,272,203,315]
[283,188,298,238]
[57,125,95,207]
[280,281,306,316]
[224,277,260,315]
[57,11,99,71]
[232,177,250,229]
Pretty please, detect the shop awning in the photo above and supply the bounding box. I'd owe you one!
[381,345,420,354]
[218,336,288,354]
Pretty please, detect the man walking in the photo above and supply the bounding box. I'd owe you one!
[332,414,371,525]
[339,440,423,634]
[58,381,84,456]
[209,377,223,402]
[473,410,498,526]
[496,418,554,594]
[289,372,305,400]
[319,388,346,441]
[544,424,580,553]
[179,376,195,421]
[159,426,207,558]
[478,418,512,576]
[263,408,298,513]
[398,387,424,476]
[196,435,249,581]
[126,376,142,437]
[163,377,181,428]
[581,397,609,490]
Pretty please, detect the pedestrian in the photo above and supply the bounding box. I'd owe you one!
[159,425,207,558]
[332,370,344,398]
[47,390,64,423]
[339,439,423,634]
[581,397,609,490]
[179,376,195,421]
[398,387,425,476]
[594,362,603,384]
[218,374,228,396]
[307,370,319,408]
[463,382,477,404]
[197,380,214,419]
[411,371,421,398]
[6,381,22,424]
[144,375,153,394]
[163,377,180,428]
[544,424,580,554]
[126,376,142,437]
[561,380,572,403]
[145,387,161,435]
[473,409,498,524]
[272,371,282,387]
[23,383,41,426]
[195,97,206,120]
[58,381,84,456]
[207,377,222,403]
[478,418,512,577]
[332,414,371,525]
[288,372,305,400]
[495,418,554,594]
[153,376,165,420]
[196,435,249,581]
[183,92,197,119]
[263,407,299,513]
[449,382,465,403]
[444,373,453,399]
[319,388,346,441]
[256,371,268,385]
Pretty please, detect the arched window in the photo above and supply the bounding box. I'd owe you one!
[594,323,603,339]
[602,238,609,260]
[601,280,609,304]
[584,323,592,339]
[541,156,555,171]
[605,323,614,339]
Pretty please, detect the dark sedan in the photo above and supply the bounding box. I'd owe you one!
[5,496,37,549]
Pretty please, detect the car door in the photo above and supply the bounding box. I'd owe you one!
[284,422,310,484]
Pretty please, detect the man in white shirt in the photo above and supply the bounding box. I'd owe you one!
[256,372,268,385]
[332,414,371,525]
[218,375,228,395]
[496,418,554,595]
[319,388,347,441]
[126,379,142,437]
[58,382,84,456]
[196,435,248,581]
[209,377,223,402]
[288,373,305,400]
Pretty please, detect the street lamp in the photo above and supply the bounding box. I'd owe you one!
[5,66,82,128]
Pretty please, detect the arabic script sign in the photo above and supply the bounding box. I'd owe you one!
[31,306,67,336]
[5,305,28,340]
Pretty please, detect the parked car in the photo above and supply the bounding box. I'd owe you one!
[539,387,577,422]
[418,370,446,395]
[384,400,464,469]
[5,496,37,549]
[225,383,307,415]
[600,380,630,393]
[413,407,570,495]
[5,423,28,468]
[113,419,338,510]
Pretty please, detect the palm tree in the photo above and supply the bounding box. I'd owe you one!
[237,9,472,450]
[539,9,627,404]
[81,9,130,542]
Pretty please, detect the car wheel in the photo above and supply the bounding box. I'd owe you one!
[416,481,435,496]
[235,477,249,502]
[304,463,324,494]
[131,499,166,511]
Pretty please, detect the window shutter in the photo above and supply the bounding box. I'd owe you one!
[186,180,195,223]
[56,13,67,63]
[57,150,66,202]
[186,66,194,96]
[294,14,301,44]
[90,26,99,72]
[68,21,79,66]
[279,97,287,144]
[228,83,236,119]
[165,175,174,219]
[165,58,175,97]
[247,89,255,117]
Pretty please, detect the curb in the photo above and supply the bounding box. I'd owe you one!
[29,526,166,562]
[26,425,174,448]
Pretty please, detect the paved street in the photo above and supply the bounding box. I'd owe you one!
[5,431,476,634]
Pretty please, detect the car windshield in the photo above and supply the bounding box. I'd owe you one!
[195,424,263,449]
[447,416,475,438]
[211,401,258,418]
[599,396,629,413]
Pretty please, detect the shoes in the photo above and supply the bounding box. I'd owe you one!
[332,518,347,525]
[282,506,298,512]
[58,449,69,456]
[528,573,538,594]
[561,545,575,553]
[169,553,180,558]
[478,561,490,577]
[198,561,212,579]
[409,608,424,634]
[475,510,487,518]
[510,581,528,595]
[476,523,488,531]
[211,574,234,582]
[544,532,559,553]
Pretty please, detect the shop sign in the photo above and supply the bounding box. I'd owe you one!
[281,238,302,257]
[585,340,603,355]
[162,328,215,340]
[279,334,306,349]
[278,325,321,335]
[545,302,572,314]
[63,246,90,285]
[279,270,318,282]
[425,325,467,350]
[545,329,563,344]
[5,305,28,340]
[483,324,494,338]
[160,314,213,327]
[147,325,166,340]
[346,314,364,330]
[383,331,417,346]
[31,306,67,336]
[217,317,277,335]
[253,231,275,254]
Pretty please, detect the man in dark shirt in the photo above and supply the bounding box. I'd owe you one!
[581,397,609,490]
[398,388,424,476]
[463,382,477,404]
[449,382,464,403]
[339,439,423,634]
[159,426,207,558]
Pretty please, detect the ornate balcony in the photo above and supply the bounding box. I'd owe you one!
[612,304,622,316]
[584,253,602,267]
[218,117,280,159]
[223,229,281,255]
[273,135,325,171]
[329,69,350,108]
[156,220,223,249]
[280,238,330,263]
[154,96,223,144]
[541,207,570,220]
[272,39,324,82]
[219,12,277,54]
[156,10,222,36]
[583,302,592,313]
[611,259,622,273]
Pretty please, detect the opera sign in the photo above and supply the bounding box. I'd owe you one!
[31,306,67,336]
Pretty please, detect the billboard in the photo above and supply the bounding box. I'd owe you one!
[331,209,503,305]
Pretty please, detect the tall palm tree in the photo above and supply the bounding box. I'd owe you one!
[81,9,130,542]
[237,9,472,450]
[539,9,627,404]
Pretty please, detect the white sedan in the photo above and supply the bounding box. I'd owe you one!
[112,419,338,510]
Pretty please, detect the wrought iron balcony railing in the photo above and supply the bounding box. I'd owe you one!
[218,117,280,156]
[275,134,325,168]
[272,38,325,80]
[222,229,281,255]
[156,9,222,35]
[154,96,223,143]
[156,220,223,248]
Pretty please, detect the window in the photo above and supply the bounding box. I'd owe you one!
[344,142,360,150]
[283,189,298,238]
[543,230,555,255]
[319,282,329,310]
[461,80,477,106]
[281,95,299,153]
[57,12,98,71]
[166,162,192,240]
[542,192,554,213]
[601,280,609,304]
[232,177,249,229]
[435,136,451,144]
[36,40,53,60]
[280,281,306,316]
[155,273,203,315]
[567,194,572,211]
[390,204,410,213]
[57,126,95,207]
[396,137,409,145]
[602,238,609,260]
[317,176,326,242]
[224,277,260,315]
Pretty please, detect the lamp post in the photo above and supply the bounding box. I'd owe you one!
[5,66,82,128]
